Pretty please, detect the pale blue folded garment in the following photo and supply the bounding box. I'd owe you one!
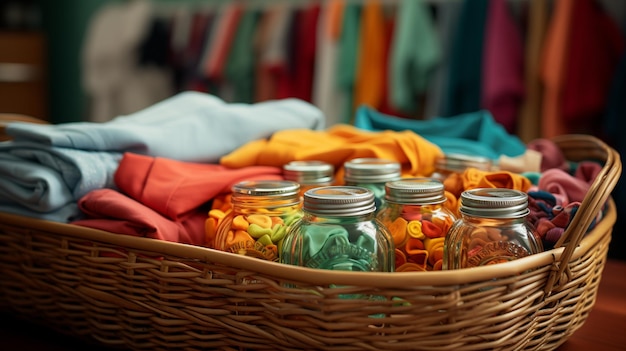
[0,201,82,223]
[5,91,326,163]
[354,106,526,159]
[0,142,121,220]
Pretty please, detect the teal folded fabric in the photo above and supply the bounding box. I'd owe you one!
[354,106,526,158]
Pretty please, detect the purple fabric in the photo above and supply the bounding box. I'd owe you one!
[538,168,591,206]
[527,138,569,172]
[528,190,582,249]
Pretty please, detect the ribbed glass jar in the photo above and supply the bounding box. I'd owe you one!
[377,178,456,271]
[431,153,494,181]
[214,180,302,262]
[283,160,335,198]
[281,186,394,272]
[343,158,401,212]
[443,188,543,270]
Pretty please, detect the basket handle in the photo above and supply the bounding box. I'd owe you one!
[543,135,622,295]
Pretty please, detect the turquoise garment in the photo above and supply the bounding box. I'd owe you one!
[303,225,349,258]
[390,0,441,113]
[354,106,526,158]
[443,0,488,117]
[336,3,361,124]
[224,8,261,103]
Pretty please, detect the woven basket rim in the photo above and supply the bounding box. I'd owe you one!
[0,198,615,288]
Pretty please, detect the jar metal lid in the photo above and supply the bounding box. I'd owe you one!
[460,188,529,218]
[344,158,401,184]
[231,180,300,206]
[283,160,335,185]
[384,178,446,205]
[303,186,375,217]
[435,153,494,173]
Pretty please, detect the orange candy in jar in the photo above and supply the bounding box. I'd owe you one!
[443,188,543,269]
[214,180,303,261]
[377,178,456,271]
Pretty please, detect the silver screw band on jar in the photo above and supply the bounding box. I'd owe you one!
[303,186,375,217]
[435,153,495,173]
[343,158,401,184]
[459,188,530,219]
[283,160,335,186]
[384,178,447,205]
[231,180,301,208]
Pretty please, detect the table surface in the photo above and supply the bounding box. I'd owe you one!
[1,259,625,351]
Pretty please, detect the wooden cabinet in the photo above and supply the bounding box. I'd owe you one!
[0,31,47,121]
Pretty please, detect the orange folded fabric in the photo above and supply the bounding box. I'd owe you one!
[443,167,532,215]
[220,124,444,182]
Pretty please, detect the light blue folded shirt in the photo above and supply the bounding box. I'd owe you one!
[5,91,326,163]
[0,142,122,218]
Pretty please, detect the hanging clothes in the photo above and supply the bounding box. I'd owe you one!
[182,9,216,93]
[560,0,625,132]
[353,0,386,111]
[539,0,575,138]
[200,2,244,84]
[82,0,169,122]
[223,7,261,103]
[336,2,362,124]
[254,3,295,102]
[517,0,549,143]
[312,0,345,127]
[289,3,321,102]
[423,0,462,119]
[389,0,441,115]
[443,0,488,117]
[481,0,525,134]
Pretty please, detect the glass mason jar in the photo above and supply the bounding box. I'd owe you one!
[281,186,394,272]
[343,158,401,212]
[214,180,303,262]
[443,188,543,270]
[431,153,494,181]
[377,178,456,272]
[283,160,335,199]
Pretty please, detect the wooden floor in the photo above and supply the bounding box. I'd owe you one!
[556,259,626,351]
[1,259,625,351]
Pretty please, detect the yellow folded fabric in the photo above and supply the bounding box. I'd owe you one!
[220,124,444,182]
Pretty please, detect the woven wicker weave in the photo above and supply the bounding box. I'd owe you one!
[0,134,620,351]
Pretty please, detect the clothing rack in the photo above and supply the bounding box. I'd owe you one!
[86,0,624,143]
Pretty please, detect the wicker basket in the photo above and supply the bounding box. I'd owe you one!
[0,134,621,351]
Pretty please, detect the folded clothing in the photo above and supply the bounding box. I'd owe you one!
[114,153,284,220]
[72,189,208,245]
[219,124,444,180]
[71,153,285,244]
[5,91,326,163]
[353,106,526,159]
[0,141,121,221]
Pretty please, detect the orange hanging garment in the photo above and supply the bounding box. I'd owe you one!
[540,0,574,138]
[353,0,386,110]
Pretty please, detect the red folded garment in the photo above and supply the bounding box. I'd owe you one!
[72,189,208,245]
[72,153,284,245]
[115,153,283,220]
